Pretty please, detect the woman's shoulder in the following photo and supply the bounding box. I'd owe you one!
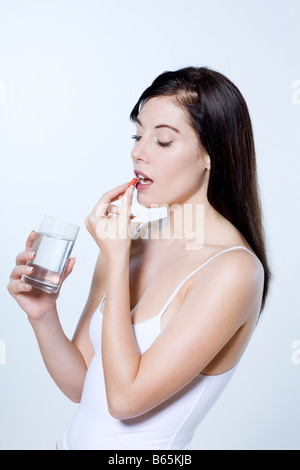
[208,245,264,285]
[129,217,264,285]
[204,217,264,282]
[190,243,265,317]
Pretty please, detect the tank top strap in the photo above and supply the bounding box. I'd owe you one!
[157,246,258,319]
[99,294,105,311]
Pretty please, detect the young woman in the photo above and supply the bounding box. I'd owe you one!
[8,67,271,450]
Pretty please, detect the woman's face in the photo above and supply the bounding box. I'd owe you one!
[131,96,210,208]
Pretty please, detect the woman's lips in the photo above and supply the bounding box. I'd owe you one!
[134,170,154,190]
[136,180,153,191]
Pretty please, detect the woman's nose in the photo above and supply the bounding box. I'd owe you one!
[131,139,150,163]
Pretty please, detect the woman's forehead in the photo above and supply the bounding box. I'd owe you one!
[137,96,189,129]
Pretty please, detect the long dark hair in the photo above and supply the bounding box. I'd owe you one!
[130,66,271,313]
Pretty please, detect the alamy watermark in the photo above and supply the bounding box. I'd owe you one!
[291,80,300,104]
[96,203,205,251]
[291,340,300,365]
[0,340,6,365]
[0,80,6,104]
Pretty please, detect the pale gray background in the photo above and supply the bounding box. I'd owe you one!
[0,0,299,450]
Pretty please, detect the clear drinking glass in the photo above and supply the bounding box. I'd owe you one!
[22,215,80,293]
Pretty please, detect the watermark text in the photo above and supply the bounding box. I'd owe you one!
[0,80,6,104]
[291,340,300,365]
[0,340,6,365]
[96,203,205,251]
[291,80,300,104]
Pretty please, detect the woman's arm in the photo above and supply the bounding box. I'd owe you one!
[30,250,108,402]
[101,257,141,413]
[7,232,107,403]
[102,251,264,419]
[29,306,88,403]
[72,250,108,368]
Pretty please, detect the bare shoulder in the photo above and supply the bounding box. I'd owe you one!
[212,247,264,285]
[187,247,265,327]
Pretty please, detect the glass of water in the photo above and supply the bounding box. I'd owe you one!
[22,215,80,293]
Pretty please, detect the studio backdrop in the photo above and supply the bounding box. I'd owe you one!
[0,0,299,450]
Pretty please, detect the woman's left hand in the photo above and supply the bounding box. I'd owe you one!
[85,181,136,265]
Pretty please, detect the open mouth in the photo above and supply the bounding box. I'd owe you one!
[134,171,154,190]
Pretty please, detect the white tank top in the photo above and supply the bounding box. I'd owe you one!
[59,228,257,450]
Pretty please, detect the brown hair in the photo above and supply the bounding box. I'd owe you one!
[130,66,271,313]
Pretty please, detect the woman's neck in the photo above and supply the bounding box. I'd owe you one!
[154,198,220,249]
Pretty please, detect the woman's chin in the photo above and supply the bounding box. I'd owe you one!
[136,194,166,209]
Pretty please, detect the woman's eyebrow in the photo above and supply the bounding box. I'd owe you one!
[155,124,180,133]
[135,118,179,134]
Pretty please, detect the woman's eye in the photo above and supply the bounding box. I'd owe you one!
[157,140,173,148]
[131,135,173,148]
[131,134,142,142]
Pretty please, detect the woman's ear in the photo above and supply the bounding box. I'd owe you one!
[198,143,211,171]
[203,151,211,171]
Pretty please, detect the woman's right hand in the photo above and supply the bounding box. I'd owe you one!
[7,230,75,322]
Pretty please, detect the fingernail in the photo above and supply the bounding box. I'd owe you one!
[128,185,134,195]
[30,251,36,258]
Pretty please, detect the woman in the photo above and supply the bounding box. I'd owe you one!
[8,66,271,450]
